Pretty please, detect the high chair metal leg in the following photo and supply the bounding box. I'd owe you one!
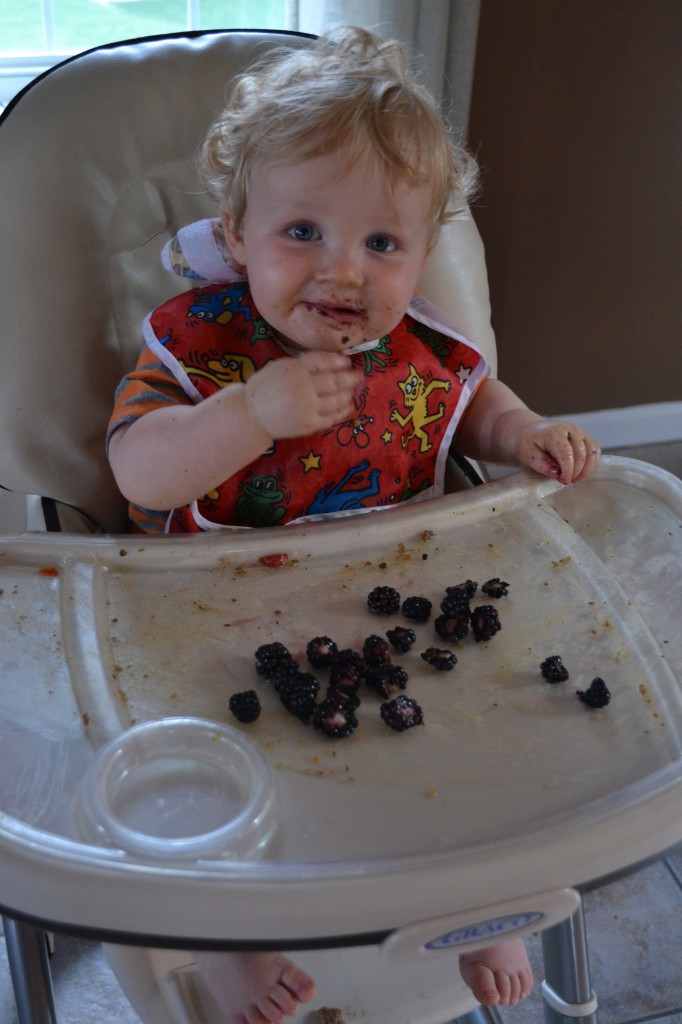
[541,900,598,1024]
[2,917,58,1024]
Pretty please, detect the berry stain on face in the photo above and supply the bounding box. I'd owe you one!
[221,147,434,354]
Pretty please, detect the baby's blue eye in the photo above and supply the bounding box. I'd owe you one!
[367,234,396,253]
[288,224,319,241]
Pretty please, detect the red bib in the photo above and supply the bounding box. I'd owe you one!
[144,282,487,531]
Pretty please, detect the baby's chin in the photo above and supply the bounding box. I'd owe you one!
[273,329,374,354]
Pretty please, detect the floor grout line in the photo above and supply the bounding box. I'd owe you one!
[663,857,682,893]
[621,1010,682,1024]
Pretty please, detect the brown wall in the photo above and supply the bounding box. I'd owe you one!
[467,0,681,415]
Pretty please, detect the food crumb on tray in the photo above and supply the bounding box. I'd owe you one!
[318,1008,346,1024]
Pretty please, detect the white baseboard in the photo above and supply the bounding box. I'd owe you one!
[560,401,682,450]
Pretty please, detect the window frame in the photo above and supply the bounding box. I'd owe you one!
[0,0,293,108]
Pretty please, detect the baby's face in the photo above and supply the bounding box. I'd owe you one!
[222,147,434,352]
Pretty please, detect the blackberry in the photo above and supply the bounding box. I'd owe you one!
[540,655,569,684]
[328,660,362,694]
[434,613,469,643]
[482,578,509,599]
[367,586,401,615]
[329,648,364,693]
[447,580,478,599]
[386,626,416,653]
[401,596,432,622]
[440,589,471,618]
[278,672,320,722]
[325,685,361,711]
[364,664,409,699]
[470,605,501,642]
[255,642,294,679]
[362,634,392,666]
[270,657,302,691]
[380,695,424,732]
[333,648,365,672]
[577,677,611,709]
[228,690,261,723]
[421,647,457,671]
[306,636,338,668]
[313,697,358,739]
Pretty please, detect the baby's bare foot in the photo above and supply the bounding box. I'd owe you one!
[459,937,533,1006]
[195,951,317,1024]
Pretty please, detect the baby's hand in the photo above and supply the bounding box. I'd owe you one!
[516,419,601,484]
[245,352,359,439]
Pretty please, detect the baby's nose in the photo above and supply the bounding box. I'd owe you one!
[315,246,364,287]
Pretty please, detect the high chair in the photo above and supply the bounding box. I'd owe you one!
[0,28,602,1024]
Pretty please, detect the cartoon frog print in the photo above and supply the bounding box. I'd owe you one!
[236,472,289,526]
[187,285,252,325]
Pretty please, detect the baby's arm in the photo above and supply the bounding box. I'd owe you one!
[456,378,601,484]
[108,351,358,510]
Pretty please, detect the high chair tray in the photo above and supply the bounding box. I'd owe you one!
[0,456,681,943]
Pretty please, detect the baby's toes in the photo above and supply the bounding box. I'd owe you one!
[494,969,513,1005]
[280,963,317,1003]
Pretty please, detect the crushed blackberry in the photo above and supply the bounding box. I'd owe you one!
[362,634,392,666]
[470,605,502,642]
[421,647,457,671]
[577,677,611,708]
[333,648,365,672]
[380,695,424,732]
[482,578,509,598]
[386,626,417,653]
[434,613,469,643]
[448,580,478,599]
[278,672,320,722]
[313,698,358,738]
[367,586,401,615]
[364,664,409,698]
[306,636,338,668]
[254,642,293,678]
[328,660,362,693]
[401,596,432,622]
[540,655,569,683]
[329,648,364,691]
[228,690,261,723]
[325,686,361,711]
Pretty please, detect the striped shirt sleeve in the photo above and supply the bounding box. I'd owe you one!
[106,345,190,452]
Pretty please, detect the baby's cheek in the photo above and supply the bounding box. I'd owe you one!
[369,304,402,338]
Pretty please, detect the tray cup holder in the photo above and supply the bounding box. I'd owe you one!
[77,718,278,862]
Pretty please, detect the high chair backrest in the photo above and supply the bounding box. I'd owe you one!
[0,30,496,534]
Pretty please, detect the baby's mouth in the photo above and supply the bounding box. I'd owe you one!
[304,301,365,326]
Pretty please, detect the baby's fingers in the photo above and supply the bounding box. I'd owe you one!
[304,353,359,397]
[518,422,601,484]
[539,426,600,484]
[571,433,601,482]
[311,366,360,401]
[551,427,602,483]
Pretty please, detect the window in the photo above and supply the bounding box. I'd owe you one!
[0,0,291,107]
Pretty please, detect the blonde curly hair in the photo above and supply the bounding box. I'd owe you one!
[200,26,478,236]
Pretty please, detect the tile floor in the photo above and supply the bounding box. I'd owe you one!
[1,442,680,1024]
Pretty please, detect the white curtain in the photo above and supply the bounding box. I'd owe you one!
[287,0,481,139]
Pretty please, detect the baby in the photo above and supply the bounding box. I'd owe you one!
[108,25,600,1022]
